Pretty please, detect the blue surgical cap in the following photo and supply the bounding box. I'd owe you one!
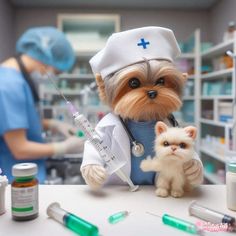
[16,26,75,72]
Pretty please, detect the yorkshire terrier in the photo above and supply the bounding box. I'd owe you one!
[80,27,203,190]
[96,60,185,121]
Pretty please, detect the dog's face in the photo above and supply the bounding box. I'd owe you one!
[96,60,187,121]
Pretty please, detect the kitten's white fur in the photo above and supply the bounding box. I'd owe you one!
[140,122,197,198]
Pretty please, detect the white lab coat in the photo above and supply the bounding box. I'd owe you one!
[81,113,201,185]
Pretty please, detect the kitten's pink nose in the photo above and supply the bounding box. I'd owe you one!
[171,146,177,151]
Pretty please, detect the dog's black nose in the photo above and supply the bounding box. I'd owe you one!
[147,90,157,99]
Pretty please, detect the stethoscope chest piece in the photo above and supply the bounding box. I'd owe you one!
[131,142,145,157]
[118,116,146,157]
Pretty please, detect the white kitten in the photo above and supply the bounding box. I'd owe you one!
[140,121,197,198]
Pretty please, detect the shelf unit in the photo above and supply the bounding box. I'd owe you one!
[199,34,236,184]
[175,29,201,149]
[176,30,236,185]
[38,21,236,185]
[38,14,120,184]
[201,39,234,58]
[201,68,233,79]
[200,118,233,127]
[39,13,120,125]
[204,171,224,184]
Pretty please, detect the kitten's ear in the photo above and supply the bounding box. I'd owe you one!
[184,126,197,140]
[95,73,107,103]
[155,122,168,135]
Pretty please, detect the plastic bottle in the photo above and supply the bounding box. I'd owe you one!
[226,163,236,211]
[0,170,8,215]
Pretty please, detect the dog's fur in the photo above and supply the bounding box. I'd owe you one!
[81,59,190,189]
[140,121,197,198]
[96,60,187,121]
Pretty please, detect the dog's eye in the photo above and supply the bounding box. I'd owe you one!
[179,143,186,149]
[163,141,169,147]
[155,78,165,86]
[129,78,141,89]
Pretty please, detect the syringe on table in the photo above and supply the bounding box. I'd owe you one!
[146,211,203,235]
[48,74,139,192]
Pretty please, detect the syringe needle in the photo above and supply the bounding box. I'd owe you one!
[146,211,162,218]
[45,71,69,103]
[44,69,138,191]
[44,70,79,116]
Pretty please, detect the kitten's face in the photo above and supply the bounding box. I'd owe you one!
[155,123,196,163]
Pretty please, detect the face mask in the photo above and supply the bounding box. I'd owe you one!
[30,70,47,81]
[30,70,57,90]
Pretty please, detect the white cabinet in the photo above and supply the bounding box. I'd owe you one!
[58,14,120,54]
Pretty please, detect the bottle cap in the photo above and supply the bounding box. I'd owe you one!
[12,163,38,177]
[228,163,236,173]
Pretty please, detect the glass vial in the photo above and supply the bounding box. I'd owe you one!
[11,163,39,221]
[226,163,236,211]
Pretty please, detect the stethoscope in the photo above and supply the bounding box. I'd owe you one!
[118,114,179,157]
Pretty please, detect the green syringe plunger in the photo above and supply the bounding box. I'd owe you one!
[108,211,129,224]
[146,212,202,235]
[47,202,99,236]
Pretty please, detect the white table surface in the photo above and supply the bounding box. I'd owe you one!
[0,185,235,236]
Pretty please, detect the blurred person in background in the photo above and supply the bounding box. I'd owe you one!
[0,26,84,183]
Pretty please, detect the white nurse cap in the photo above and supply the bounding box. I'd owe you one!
[89,26,181,79]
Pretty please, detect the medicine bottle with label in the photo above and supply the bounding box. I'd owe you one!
[11,163,39,221]
[226,162,236,211]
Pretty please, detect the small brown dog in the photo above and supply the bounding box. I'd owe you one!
[81,27,203,189]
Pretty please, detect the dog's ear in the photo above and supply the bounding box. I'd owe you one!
[184,126,197,140]
[95,74,107,103]
[155,121,168,135]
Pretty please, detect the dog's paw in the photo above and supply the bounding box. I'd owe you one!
[170,189,184,198]
[155,188,169,197]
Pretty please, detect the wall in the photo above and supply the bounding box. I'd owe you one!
[7,2,234,53]
[0,0,14,61]
[210,0,236,44]
[14,7,210,44]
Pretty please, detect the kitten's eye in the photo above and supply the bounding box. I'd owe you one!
[179,143,186,149]
[155,78,165,86]
[163,141,169,147]
[128,78,141,89]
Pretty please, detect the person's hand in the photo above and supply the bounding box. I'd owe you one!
[52,136,84,157]
[49,119,77,138]
[183,159,203,186]
[81,165,107,190]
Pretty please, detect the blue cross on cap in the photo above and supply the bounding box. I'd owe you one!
[137,38,150,49]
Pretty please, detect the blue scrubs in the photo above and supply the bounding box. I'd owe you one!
[127,120,156,185]
[0,66,46,183]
